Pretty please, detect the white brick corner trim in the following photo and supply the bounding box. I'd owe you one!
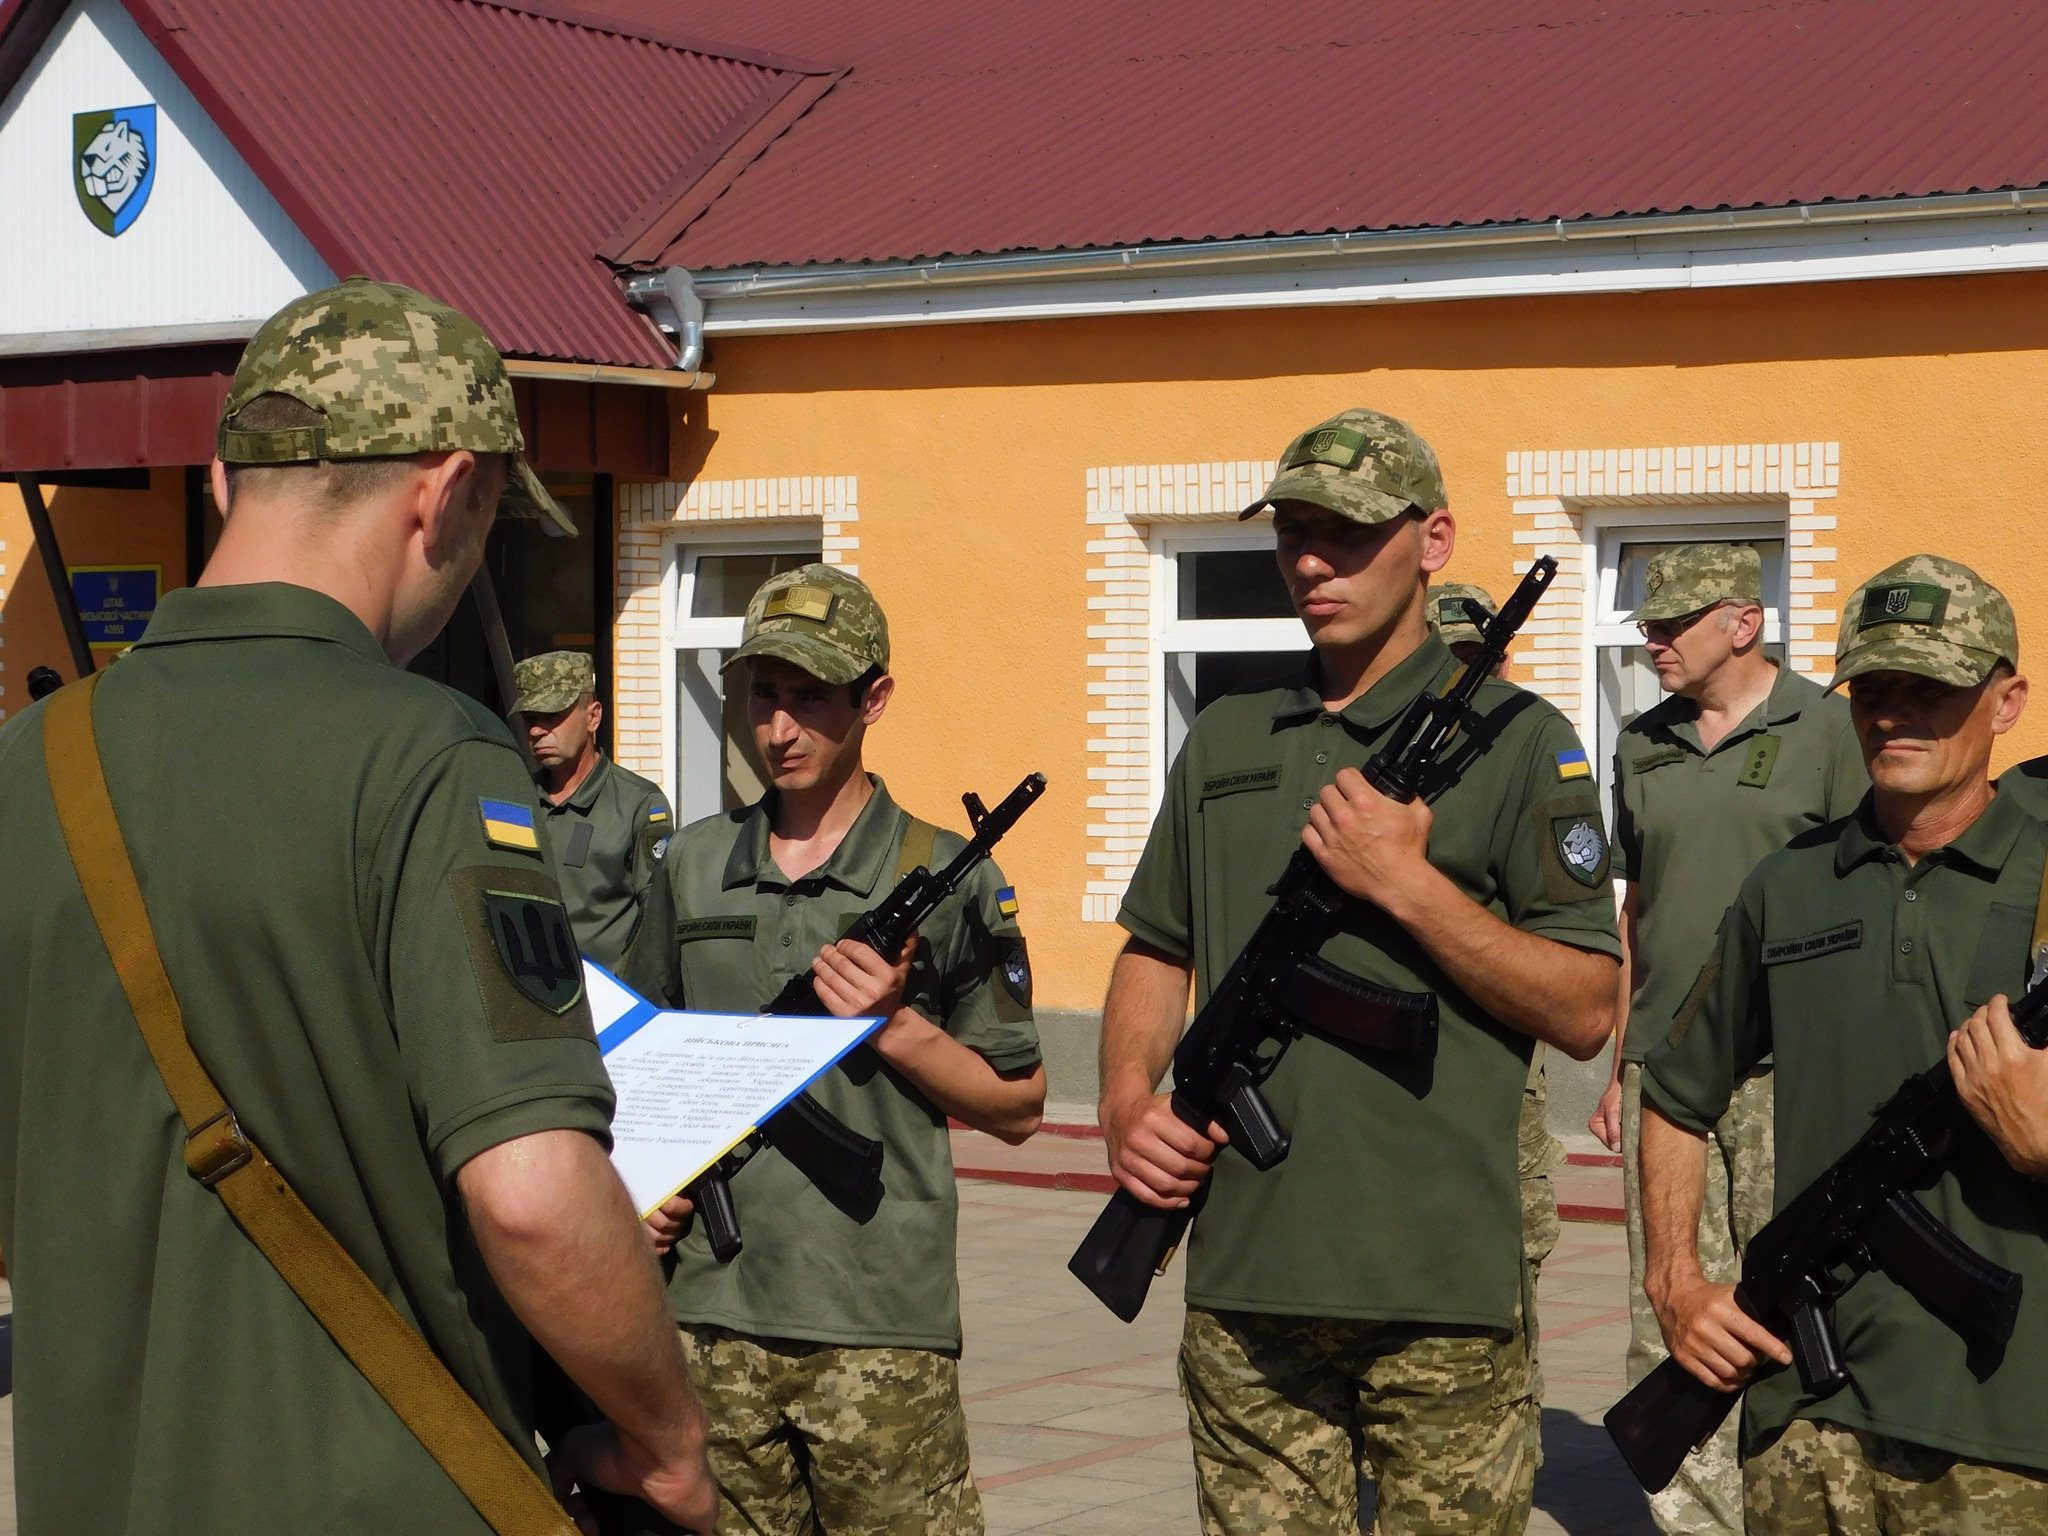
[1080,461,1277,922]
[1505,441,1841,736]
[611,476,859,785]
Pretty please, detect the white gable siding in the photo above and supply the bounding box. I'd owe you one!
[0,0,334,351]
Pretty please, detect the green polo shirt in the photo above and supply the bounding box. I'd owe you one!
[1996,757,2048,823]
[0,584,613,1535]
[624,776,1038,1351]
[1644,792,2048,1471]
[1119,635,1621,1329]
[1614,666,1864,1062]
[542,752,672,968]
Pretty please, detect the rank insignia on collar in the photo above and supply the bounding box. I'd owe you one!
[483,889,584,1013]
[479,797,540,852]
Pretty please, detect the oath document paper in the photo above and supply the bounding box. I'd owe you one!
[584,961,882,1218]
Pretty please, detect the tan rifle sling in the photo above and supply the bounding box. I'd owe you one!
[42,674,576,1536]
[893,815,940,886]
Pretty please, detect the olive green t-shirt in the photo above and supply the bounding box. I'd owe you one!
[1613,666,1864,1062]
[1996,756,2048,823]
[1644,793,2048,1471]
[0,584,614,1535]
[541,752,673,968]
[1119,637,1621,1328]
[623,776,1038,1351]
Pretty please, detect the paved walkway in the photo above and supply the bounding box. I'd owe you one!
[958,1181,1652,1535]
[0,1201,1649,1535]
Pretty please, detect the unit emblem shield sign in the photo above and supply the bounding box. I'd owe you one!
[73,104,157,236]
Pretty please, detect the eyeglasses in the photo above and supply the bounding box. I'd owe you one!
[1637,605,1723,644]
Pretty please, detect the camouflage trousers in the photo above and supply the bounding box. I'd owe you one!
[678,1325,981,1536]
[1179,1306,1536,1536]
[1745,1418,2048,1535]
[1621,1062,1775,1536]
[1519,1049,1565,1416]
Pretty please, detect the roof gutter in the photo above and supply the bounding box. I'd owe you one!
[689,186,2048,306]
[622,268,713,386]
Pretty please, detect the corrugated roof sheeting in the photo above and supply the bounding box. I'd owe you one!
[124,0,819,362]
[567,0,2048,271]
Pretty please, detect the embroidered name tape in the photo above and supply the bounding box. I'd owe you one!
[1201,765,1281,799]
[676,915,757,943]
[1555,748,1592,781]
[478,797,540,852]
[1630,746,1688,774]
[1762,921,1864,965]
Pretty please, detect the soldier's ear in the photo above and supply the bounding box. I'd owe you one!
[1991,671,2028,736]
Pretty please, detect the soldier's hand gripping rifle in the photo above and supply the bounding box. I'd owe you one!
[1604,977,2048,1494]
[687,773,1049,1262]
[1067,557,1560,1321]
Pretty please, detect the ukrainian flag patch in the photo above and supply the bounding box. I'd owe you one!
[648,807,670,824]
[996,886,1020,918]
[478,797,541,852]
[1555,748,1592,782]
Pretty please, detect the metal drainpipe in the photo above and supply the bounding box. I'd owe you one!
[622,268,706,380]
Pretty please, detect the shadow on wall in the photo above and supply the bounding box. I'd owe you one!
[702,270,2048,397]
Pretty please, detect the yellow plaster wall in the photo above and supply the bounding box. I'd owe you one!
[672,269,2048,1007]
[0,475,188,721]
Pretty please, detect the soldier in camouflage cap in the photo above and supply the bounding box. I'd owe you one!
[1830,554,2018,691]
[219,275,573,535]
[1241,408,1448,524]
[513,650,597,715]
[725,562,890,686]
[1630,543,1765,626]
[1425,581,1497,653]
[627,561,1042,1536]
[513,651,674,969]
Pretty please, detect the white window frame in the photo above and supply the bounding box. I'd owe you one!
[1578,505,1791,805]
[665,528,823,824]
[1147,524,1307,809]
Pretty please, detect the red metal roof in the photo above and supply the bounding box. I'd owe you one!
[0,0,836,363]
[563,0,2048,272]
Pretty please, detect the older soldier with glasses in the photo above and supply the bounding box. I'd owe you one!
[1591,543,1863,1536]
[1643,555,2048,1533]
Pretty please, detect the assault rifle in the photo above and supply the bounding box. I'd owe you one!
[689,772,1049,1262]
[1604,974,2048,1494]
[1067,557,1560,1321]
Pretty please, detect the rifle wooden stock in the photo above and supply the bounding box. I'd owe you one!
[1603,1356,1741,1495]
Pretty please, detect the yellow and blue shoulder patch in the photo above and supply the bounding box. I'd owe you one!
[995,885,1020,918]
[648,807,670,824]
[1554,748,1592,782]
[479,797,541,852]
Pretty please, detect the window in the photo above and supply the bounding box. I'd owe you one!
[1590,519,1787,820]
[672,543,820,823]
[1155,530,1307,772]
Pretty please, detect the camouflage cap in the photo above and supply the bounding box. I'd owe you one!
[218,276,573,536]
[1240,408,1448,525]
[513,650,595,715]
[1830,554,2018,692]
[1629,543,1764,623]
[1425,582,1497,649]
[724,564,889,686]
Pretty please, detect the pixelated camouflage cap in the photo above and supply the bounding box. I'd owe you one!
[1425,582,1497,649]
[1830,554,2018,692]
[218,276,573,536]
[1629,543,1764,623]
[724,564,889,686]
[513,650,595,714]
[1240,408,1448,525]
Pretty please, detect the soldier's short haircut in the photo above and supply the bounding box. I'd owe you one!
[223,394,506,513]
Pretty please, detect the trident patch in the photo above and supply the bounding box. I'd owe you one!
[483,889,584,1013]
